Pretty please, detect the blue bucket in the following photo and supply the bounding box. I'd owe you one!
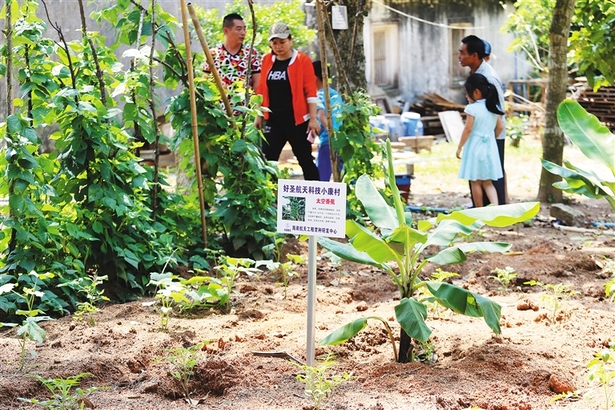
[395,174,412,203]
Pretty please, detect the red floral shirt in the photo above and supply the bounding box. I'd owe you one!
[203,44,261,89]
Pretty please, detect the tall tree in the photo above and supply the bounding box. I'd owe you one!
[568,0,615,90]
[537,0,576,202]
[327,0,368,94]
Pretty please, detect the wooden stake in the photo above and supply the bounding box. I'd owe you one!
[180,0,208,247]
[186,3,235,123]
[315,0,340,182]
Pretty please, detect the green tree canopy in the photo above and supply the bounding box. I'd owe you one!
[502,0,615,89]
[195,0,316,57]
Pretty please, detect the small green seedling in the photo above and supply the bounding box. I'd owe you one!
[321,251,347,284]
[293,355,352,410]
[524,280,578,324]
[586,343,615,410]
[411,339,436,364]
[257,253,304,298]
[157,342,206,399]
[606,280,615,303]
[147,257,261,327]
[489,266,518,294]
[258,229,288,262]
[214,257,261,310]
[59,273,109,325]
[18,372,98,409]
[597,257,615,303]
[0,271,54,370]
[147,272,187,330]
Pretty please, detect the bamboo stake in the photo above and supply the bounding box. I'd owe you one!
[5,0,13,118]
[180,0,208,247]
[315,0,340,182]
[186,3,235,124]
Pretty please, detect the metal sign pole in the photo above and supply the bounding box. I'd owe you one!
[306,235,317,366]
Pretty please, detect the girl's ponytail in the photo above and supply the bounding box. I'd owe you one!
[464,73,504,115]
[485,83,504,115]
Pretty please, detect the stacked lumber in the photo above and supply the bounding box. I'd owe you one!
[410,93,465,116]
[406,93,465,140]
[577,86,615,131]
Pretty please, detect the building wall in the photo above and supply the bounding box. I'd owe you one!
[364,0,531,105]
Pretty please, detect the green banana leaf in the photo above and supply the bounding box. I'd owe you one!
[355,174,399,232]
[542,100,615,211]
[425,281,502,334]
[437,202,540,227]
[345,220,398,263]
[395,297,431,342]
[427,242,511,265]
[386,224,428,246]
[317,236,389,271]
[319,317,369,346]
[557,99,615,172]
[542,159,615,199]
[424,219,484,247]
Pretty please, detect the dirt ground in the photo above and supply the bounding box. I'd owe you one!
[1,136,615,410]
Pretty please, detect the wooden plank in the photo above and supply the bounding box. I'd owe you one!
[438,111,465,144]
[398,136,435,153]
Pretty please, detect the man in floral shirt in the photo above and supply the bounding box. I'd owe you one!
[203,13,261,91]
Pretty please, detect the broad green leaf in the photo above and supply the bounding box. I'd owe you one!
[427,242,511,265]
[17,317,50,343]
[319,317,368,345]
[425,219,483,247]
[542,159,613,199]
[455,242,512,253]
[231,139,248,153]
[425,282,501,334]
[473,293,502,334]
[355,174,399,232]
[557,99,615,172]
[386,224,428,247]
[346,220,398,263]
[395,298,431,342]
[7,115,22,134]
[437,202,540,227]
[318,237,388,271]
[426,247,467,265]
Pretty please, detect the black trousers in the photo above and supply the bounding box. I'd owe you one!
[470,138,506,206]
[262,115,320,181]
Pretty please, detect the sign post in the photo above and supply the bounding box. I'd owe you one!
[276,179,346,366]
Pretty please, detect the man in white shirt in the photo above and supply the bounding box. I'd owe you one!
[459,35,509,205]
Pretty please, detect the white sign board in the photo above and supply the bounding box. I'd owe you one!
[331,6,348,30]
[276,179,346,238]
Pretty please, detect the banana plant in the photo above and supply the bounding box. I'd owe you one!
[542,99,615,211]
[318,140,540,363]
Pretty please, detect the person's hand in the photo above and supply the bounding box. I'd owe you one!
[308,117,320,137]
[456,147,462,159]
[254,116,263,130]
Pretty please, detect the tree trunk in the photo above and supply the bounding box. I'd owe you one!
[398,328,413,363]
[538,0,576,202]
[329,0,367,94]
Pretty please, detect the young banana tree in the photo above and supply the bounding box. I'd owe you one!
[318,140,540,363]
[542,99,615,212]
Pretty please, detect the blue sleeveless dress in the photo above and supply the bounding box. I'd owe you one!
[458,99,503,181]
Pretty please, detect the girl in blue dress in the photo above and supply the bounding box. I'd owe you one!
[456,73,504,207]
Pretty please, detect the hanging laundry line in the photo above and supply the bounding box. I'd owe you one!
[371,0,489,30]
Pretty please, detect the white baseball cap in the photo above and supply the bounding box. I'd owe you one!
[268,22,291,41]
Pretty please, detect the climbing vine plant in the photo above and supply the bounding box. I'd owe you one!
[0,0,279,320]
